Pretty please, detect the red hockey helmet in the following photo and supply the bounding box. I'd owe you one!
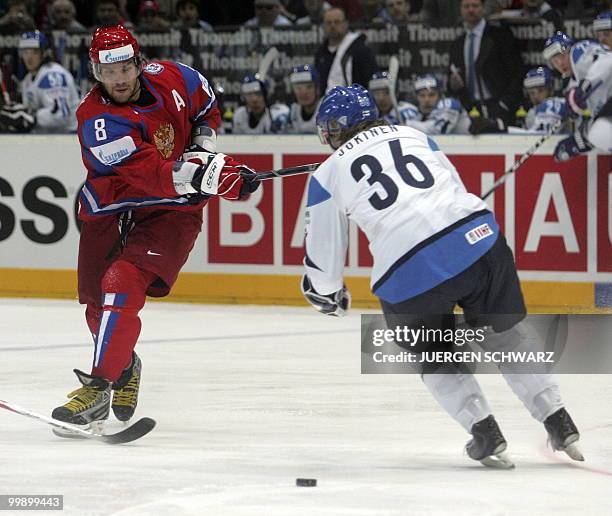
[89,25,142,80]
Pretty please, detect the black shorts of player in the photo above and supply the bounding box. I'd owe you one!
[380,233,526,357]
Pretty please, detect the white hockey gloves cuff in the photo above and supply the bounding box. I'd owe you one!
[301,274,351,317]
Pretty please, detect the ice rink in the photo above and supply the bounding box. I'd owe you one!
[0,299,610,516]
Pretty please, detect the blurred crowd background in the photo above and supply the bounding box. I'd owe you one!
[0,0,610,135]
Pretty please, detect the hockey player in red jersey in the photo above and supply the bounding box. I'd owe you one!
[51,25,260,431]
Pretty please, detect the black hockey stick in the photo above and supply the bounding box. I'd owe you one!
[253,162,322,181]
[481,118,562,200]
[0,399,156,444]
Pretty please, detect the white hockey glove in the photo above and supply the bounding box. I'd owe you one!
[301,274,351,317]
[182,143,215,166]
[173,149,260,200]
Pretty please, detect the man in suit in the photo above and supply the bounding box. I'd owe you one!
[448,0,525,132]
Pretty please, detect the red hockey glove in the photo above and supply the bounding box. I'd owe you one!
[190,153,261,200]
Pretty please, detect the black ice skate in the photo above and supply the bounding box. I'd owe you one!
[52,369,111,435]
[112,352,142,422]
[466,415,515,469]
[544,407,584,461]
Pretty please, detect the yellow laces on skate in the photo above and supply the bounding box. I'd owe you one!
[64,386,103,413]
[113,374,140,408]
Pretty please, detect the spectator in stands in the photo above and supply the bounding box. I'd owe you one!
[0,0,35,34]
[448,0,524,130]
[287,64,320,133]
[489,0,564,31]
[421,0,499,25]
[368,71,417,125]
[244,0,293,27]
[421,0,462,25]
[296,0,332,25]
[174,0,213,31]
[94,0,132,29]
[356,0,386,23]
[564,0,610,19]
[314,7,378,93]
[521,0,564,29]
[232,74,290,134]
[593,11,612,47]
[384,0,419,23]
[136,0,170,31]
[48,0,86,31]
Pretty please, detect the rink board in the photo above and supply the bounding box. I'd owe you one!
[0,134,610,311]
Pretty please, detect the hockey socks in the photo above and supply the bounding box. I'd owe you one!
[90,260,155,382]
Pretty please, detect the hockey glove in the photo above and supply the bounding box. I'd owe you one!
[182,143,215,165]
[301,274,351,317]
[0,103,35,133]
[190,153,261,200]
[553,129,592,162]
[469,117,506,135]
[566,80,598,118]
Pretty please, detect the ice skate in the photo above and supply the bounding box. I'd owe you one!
[466,415,515,469]
[51,369,111,436]
[112,352,142,422]
[544,408,584,461]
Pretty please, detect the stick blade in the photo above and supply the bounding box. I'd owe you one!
[53,417,156,445]
[97,417,156,444]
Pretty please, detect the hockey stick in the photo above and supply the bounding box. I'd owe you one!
[387,56,400,118]
[258,46,279,80]
[480,118,562,200]
[252,162,322,181]
[0,399,156,444]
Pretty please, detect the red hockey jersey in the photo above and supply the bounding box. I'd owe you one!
[76,60,221,220]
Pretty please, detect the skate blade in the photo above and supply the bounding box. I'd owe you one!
[52,420,105,439]
[480,452,515,469]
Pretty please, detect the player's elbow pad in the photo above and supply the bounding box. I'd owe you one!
[301,274,351,317]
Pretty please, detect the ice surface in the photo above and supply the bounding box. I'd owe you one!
[0,299,610,516]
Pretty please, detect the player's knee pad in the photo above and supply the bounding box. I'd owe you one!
[588,117,612,152]
[100,260,149,313]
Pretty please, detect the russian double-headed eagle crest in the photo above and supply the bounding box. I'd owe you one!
[153,122,175,158]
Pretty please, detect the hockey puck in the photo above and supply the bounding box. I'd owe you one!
[296,478,317,487]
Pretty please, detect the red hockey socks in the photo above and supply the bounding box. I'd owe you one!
[90,260,155,383]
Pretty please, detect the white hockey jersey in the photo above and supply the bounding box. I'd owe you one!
[304,125,498,303]
[287,101,319,134]
[404,97,471,135]
[570,40,612,119]
[524,97,566,132]
[381,101,419,126]
[232,103,290,134]
[21,61,79,133]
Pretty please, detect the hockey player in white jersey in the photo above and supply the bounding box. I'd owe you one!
[302,84,583,468]
[543,31,612,157]
[593,11,612,48]
[522,67,566,133]
[18,31,79,133]
[287,65,320,134]
[368,71,417,125]
[232,74,289,135]
[403,74,471,135]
